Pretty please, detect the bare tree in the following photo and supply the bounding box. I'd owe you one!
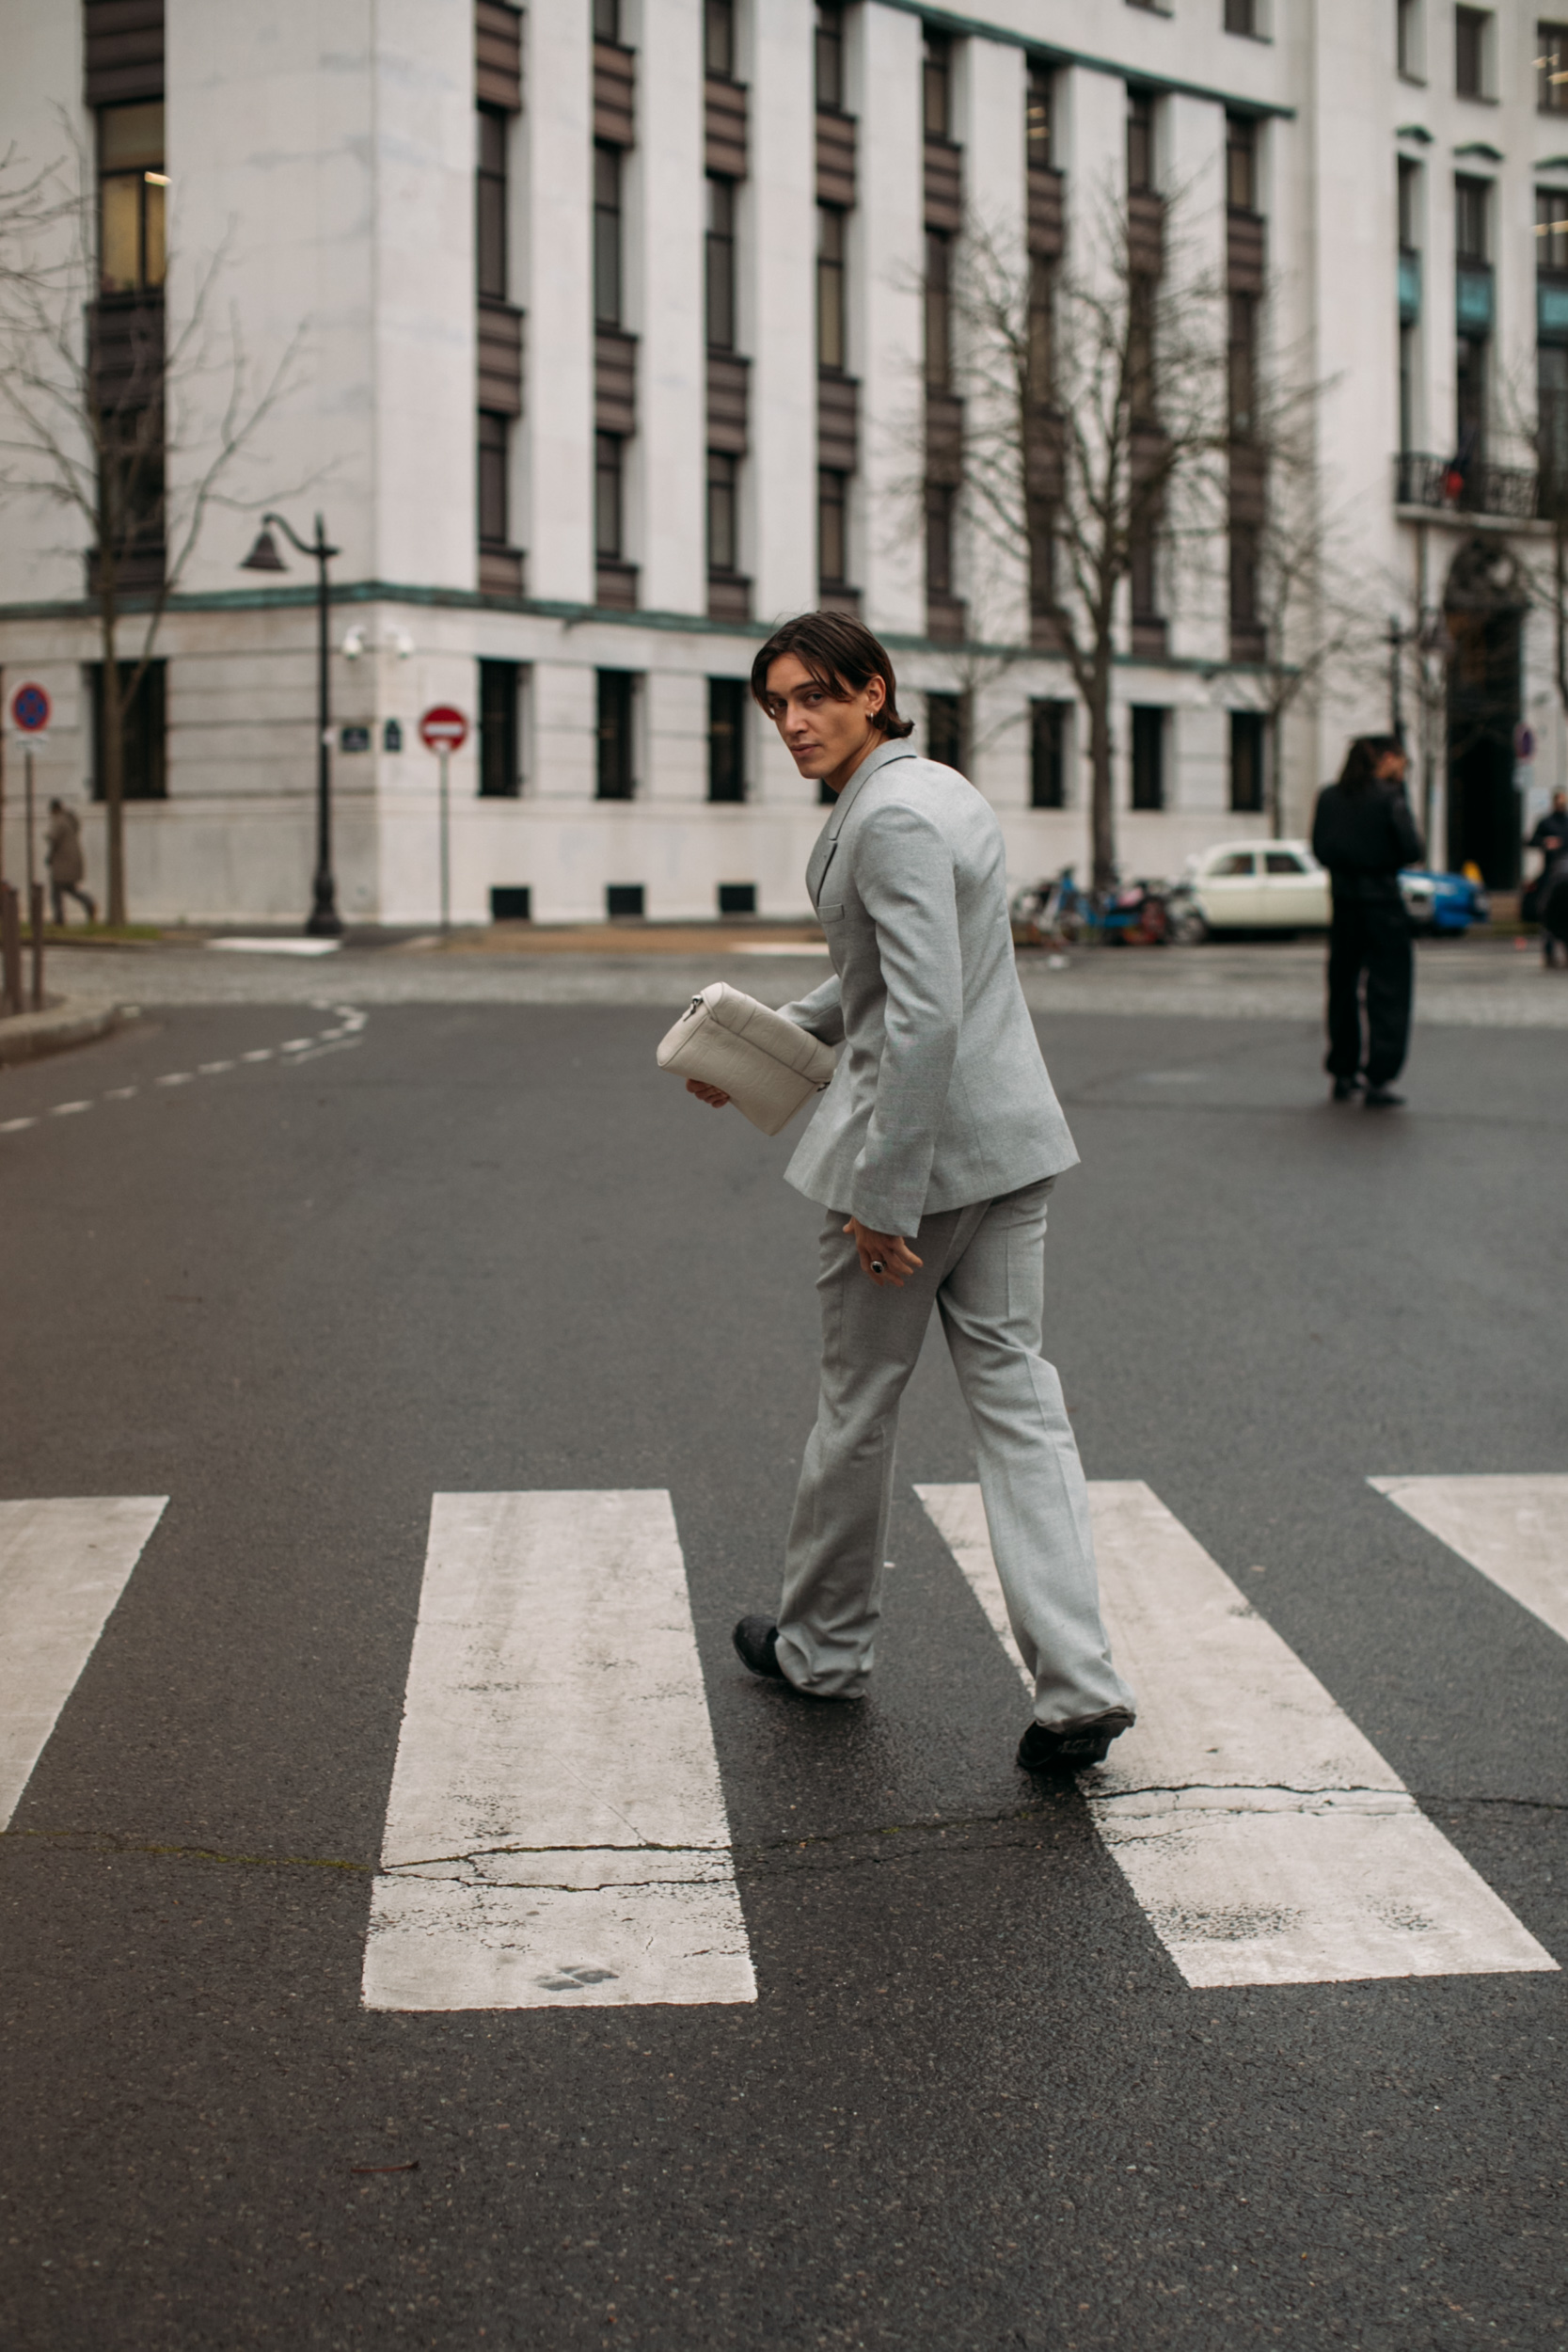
[0,130,303,924]
[949,191,1229,891]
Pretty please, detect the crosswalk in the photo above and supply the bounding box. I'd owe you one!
[0,1477,1560,2006]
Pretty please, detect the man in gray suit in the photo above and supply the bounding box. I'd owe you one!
[689,612,1133,1771]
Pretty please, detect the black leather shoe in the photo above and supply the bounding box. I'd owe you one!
[1017,1708,1134,1772]
[1363,1087,1404,1108]
[1331,1076,1361,1102]
[732,1615,784,1679]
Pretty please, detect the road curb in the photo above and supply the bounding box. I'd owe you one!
[0,996,137,1067]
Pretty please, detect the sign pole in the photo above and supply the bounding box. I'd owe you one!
[24,746,36,903]
[439,748,451,935]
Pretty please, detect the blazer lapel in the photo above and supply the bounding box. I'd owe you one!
[805,739,917,909]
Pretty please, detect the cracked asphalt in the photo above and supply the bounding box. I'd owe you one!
[0,991,1564,2350]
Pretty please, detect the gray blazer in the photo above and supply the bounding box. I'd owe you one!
[779,738,1078,1235]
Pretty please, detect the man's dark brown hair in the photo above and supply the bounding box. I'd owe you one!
[750,611,915,739]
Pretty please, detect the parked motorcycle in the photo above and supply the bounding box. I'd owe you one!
[1011,866,1173,947]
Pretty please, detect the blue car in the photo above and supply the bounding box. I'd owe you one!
[1399,867,1489,934]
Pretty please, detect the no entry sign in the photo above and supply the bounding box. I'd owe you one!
[10,682,50,734]
[419,705,468,754]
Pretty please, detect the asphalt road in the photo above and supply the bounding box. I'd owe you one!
[1,995,1564,2351]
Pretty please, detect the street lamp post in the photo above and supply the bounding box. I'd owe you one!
[241,512,344,937]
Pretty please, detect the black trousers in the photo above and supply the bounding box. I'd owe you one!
[1324,895,1412,1088]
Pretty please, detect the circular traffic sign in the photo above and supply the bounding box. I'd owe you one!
[10,682,50,733]
[419,705,468,753]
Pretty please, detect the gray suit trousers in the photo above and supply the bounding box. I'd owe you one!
[775,1179,1134,1727]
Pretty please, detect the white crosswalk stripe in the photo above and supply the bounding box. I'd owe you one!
[1370,1475,1568,1646]
[0,1498,167,1829]
[916,1481,1557,1990]
[362,1491,755,2012]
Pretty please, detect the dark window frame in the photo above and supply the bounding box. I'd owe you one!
[477,104,508,302]
[818,466,849,588]
[1030,699,1068,807]
[1539,19,1568,111]
[707,676,747,802]
[1127,89,1156,194]
[706,175,736,352]
[1223,0,1259,33]
[1225,113,1258,212]
[817,201,847,371]
[478,410,510,548]
[478,659,521,798]
[1130,705,1166,810]
[594,142,623,328]
[596,670,637,801]
[704,0,736,79]
[1026,60,1053,169]
[707,447,739,576]
[1455,6,1488,98]
[97,101,166,295]
[1228,710,1265,812]
[1455,173,1490,262]
[924,226,951,388]
[926,690,965,770]
[923,31,952,141]
[595,431,625,559]
[816,1,846,109]
[89,658,166,801]
[925,480,956,598]
[594,0,621,41]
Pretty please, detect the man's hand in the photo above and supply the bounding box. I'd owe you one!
[686,1077,730,1109]
[844,1218,923,1289]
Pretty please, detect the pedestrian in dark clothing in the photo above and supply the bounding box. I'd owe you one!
[1526,790,1568,966]
[1310,736,1423,1107]
[44,800,97,927]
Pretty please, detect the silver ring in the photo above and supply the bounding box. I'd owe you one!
[870,1259,885,1274]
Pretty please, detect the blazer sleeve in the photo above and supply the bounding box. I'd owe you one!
[848,803,961,1235]
[1390,792,1424,870]
[776,972,845,1047]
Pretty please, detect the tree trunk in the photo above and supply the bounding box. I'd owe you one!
[1267,707,1283,839]
[1087,649,1116,894]
[98,599,126,929]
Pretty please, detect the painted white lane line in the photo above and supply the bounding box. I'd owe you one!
[0,1498,168,1829]
[50,1101,91,1116]
[2,1117,39,1132]
[241,1049,274,1062]
[363,1491,755,2012]
[1370,1475,1568,1647]
[916,1481,1556,1989]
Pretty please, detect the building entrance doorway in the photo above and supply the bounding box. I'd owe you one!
[1444,539,1525,887]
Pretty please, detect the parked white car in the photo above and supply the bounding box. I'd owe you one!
[1174,840,1330,938]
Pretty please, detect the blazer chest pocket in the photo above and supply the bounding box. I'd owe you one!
[816,899,847,922]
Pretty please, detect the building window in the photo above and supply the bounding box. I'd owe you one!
[1227,293,1257,437]
[706,176,736,350]
[1130,706,1165,810]
[98,103,166,294]
[1229,711,1264,812]
[1229,520,1259,632]
[708,678,747,802]
[705,0,735,77]
[1226,114,1257,212]
[1224,0,1258,32]
[596,671,636,800]
[707,449,738,574]
[477,106,507,300]
[718,882,755,914]
[1127,90,1156,193]
[1455,173,1488,262]
[1400,320,1418,453]
[1542,345,1568,508]
[1399,155,1420,250]
[924,31,951,141]
[1030,700,1067,807]
[927,691,964,769]
[925,228,951,387]
[594,144,623,327]
[926,482,956,598]
[1455,7,1488,97]
[1398,0,1422,77]
[817,203,847,370]
[90,660,166,800]
[1539,20,1568,110]
[818,467,848,586]
[594,0,620,40]
[816,1,845,108]
[595,431,624,558]
[479,660,520,798]
[478,411,509,548]
[1026,61,1053,168]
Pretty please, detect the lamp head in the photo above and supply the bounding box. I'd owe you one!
[240,527,287,574]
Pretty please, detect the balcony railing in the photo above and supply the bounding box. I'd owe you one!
[1394,450,1539,520]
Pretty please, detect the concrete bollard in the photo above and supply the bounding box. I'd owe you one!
[28,881,45,1012]
[1,883,22,1018]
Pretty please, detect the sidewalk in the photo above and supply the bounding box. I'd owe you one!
[27,931,1568,1026]
[0,996,134,1067]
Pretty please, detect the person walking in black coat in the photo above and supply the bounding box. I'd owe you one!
[1310,735,1424,1107]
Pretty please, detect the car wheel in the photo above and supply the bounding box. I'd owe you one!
[1171,908,1209,946]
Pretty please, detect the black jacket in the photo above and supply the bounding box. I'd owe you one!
[1311,782,1424,904]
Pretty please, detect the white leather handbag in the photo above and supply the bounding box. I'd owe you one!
[657,981,836,1136]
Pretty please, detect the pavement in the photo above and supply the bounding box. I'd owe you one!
[26,928,1568,1025]
[0,978,1564,2351]
[0,995,132,1066]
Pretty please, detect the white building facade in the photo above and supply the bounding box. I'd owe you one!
[0,0,1561,925]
